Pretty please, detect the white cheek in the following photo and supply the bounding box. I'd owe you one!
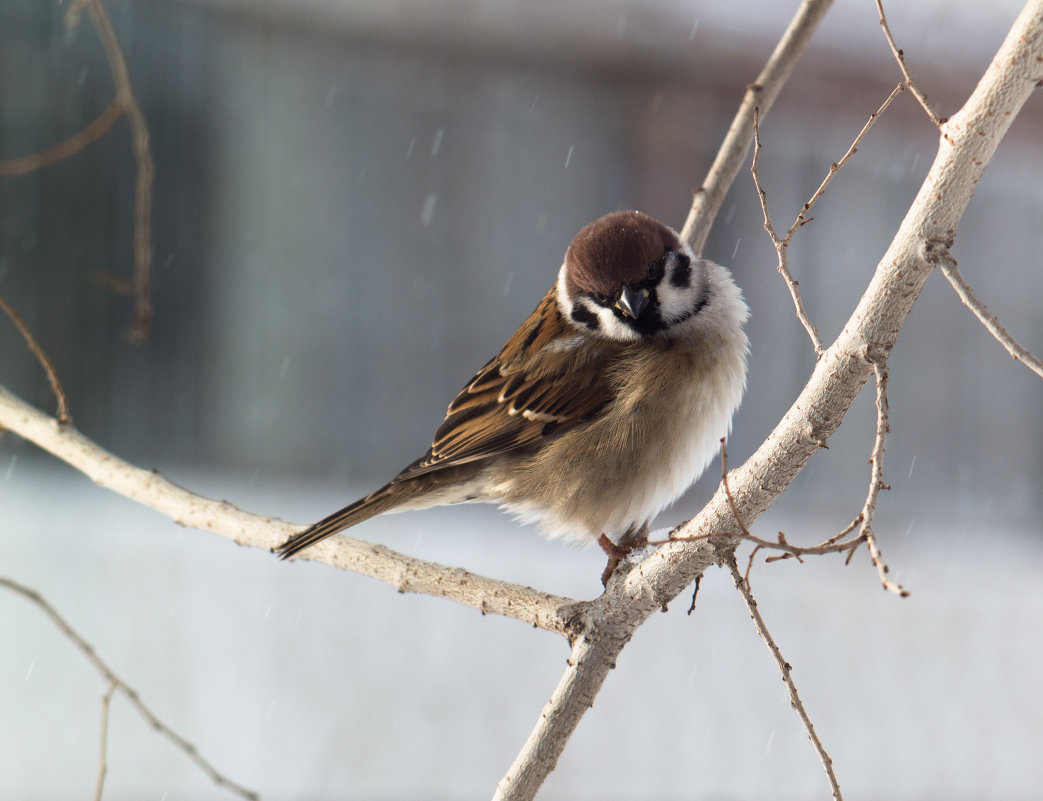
[592,304,640,341]
[656,280,700,324]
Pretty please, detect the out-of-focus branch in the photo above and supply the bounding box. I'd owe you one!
[65,0,156,343]
[0,99,126,177]
[0,576,259,801]
[679,0,836,256]
[0,1,155,342]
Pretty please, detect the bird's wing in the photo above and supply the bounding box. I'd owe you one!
[393,288,619,481]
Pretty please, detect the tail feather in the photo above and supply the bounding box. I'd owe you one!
[276,484,401,559]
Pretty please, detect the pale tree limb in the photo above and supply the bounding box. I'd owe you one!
[0,576,260,801]
[874,0,946,127]
[494,3,1043,797]
[0,384,583,636]
[679,0,836,256]
[934,252,1043,380]
[724,557,843,801]
[93,680,117,801]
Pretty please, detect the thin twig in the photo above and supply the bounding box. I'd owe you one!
[750,107,824,354]
[65,0,155,343]
[679,0,836,255]
[725,557,844,801]
[0,98,127,177]
[0,576,260,801]
[933,248,1043,380]
[874,0,946,127]
[93,680,117,801]
[0,294,71,424]
[793,83,905,231]
[751,84,905,356]
[711,440,866,576]
[860,352,907,596]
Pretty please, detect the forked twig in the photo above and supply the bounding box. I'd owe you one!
[725,557,844,801]
[0,295,71,424]
[751,108,824,354]
[0,576,259,801]
[751,84,905,356]
[0,1,155,342]
[716,440,889,585]
[874,0,946,127]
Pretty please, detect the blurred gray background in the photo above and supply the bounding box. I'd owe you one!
[2,1,1041,799]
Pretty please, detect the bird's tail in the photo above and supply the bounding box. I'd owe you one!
[276,484,401,559]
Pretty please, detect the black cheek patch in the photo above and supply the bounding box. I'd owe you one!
[570,303,600,330]
[670,254,692,288]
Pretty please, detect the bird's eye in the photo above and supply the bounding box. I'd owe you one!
[592,291,608,304]
[647,261,664,281]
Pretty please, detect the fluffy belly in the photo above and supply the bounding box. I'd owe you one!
[491,339,747,544]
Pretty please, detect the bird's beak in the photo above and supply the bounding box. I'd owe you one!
[616,286,649,319]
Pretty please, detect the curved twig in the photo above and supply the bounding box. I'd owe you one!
[0,294,71,424]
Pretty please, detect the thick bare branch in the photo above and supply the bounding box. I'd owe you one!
[679,0,835,255]
[0,383,581,635]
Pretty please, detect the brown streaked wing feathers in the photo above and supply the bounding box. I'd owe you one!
[393,287,616,482]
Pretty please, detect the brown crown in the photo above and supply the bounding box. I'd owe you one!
[564,211,681,298]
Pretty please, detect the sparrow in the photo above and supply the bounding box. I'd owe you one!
[277,211,749,576]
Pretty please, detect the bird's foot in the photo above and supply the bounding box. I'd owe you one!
[597,532,648,587]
